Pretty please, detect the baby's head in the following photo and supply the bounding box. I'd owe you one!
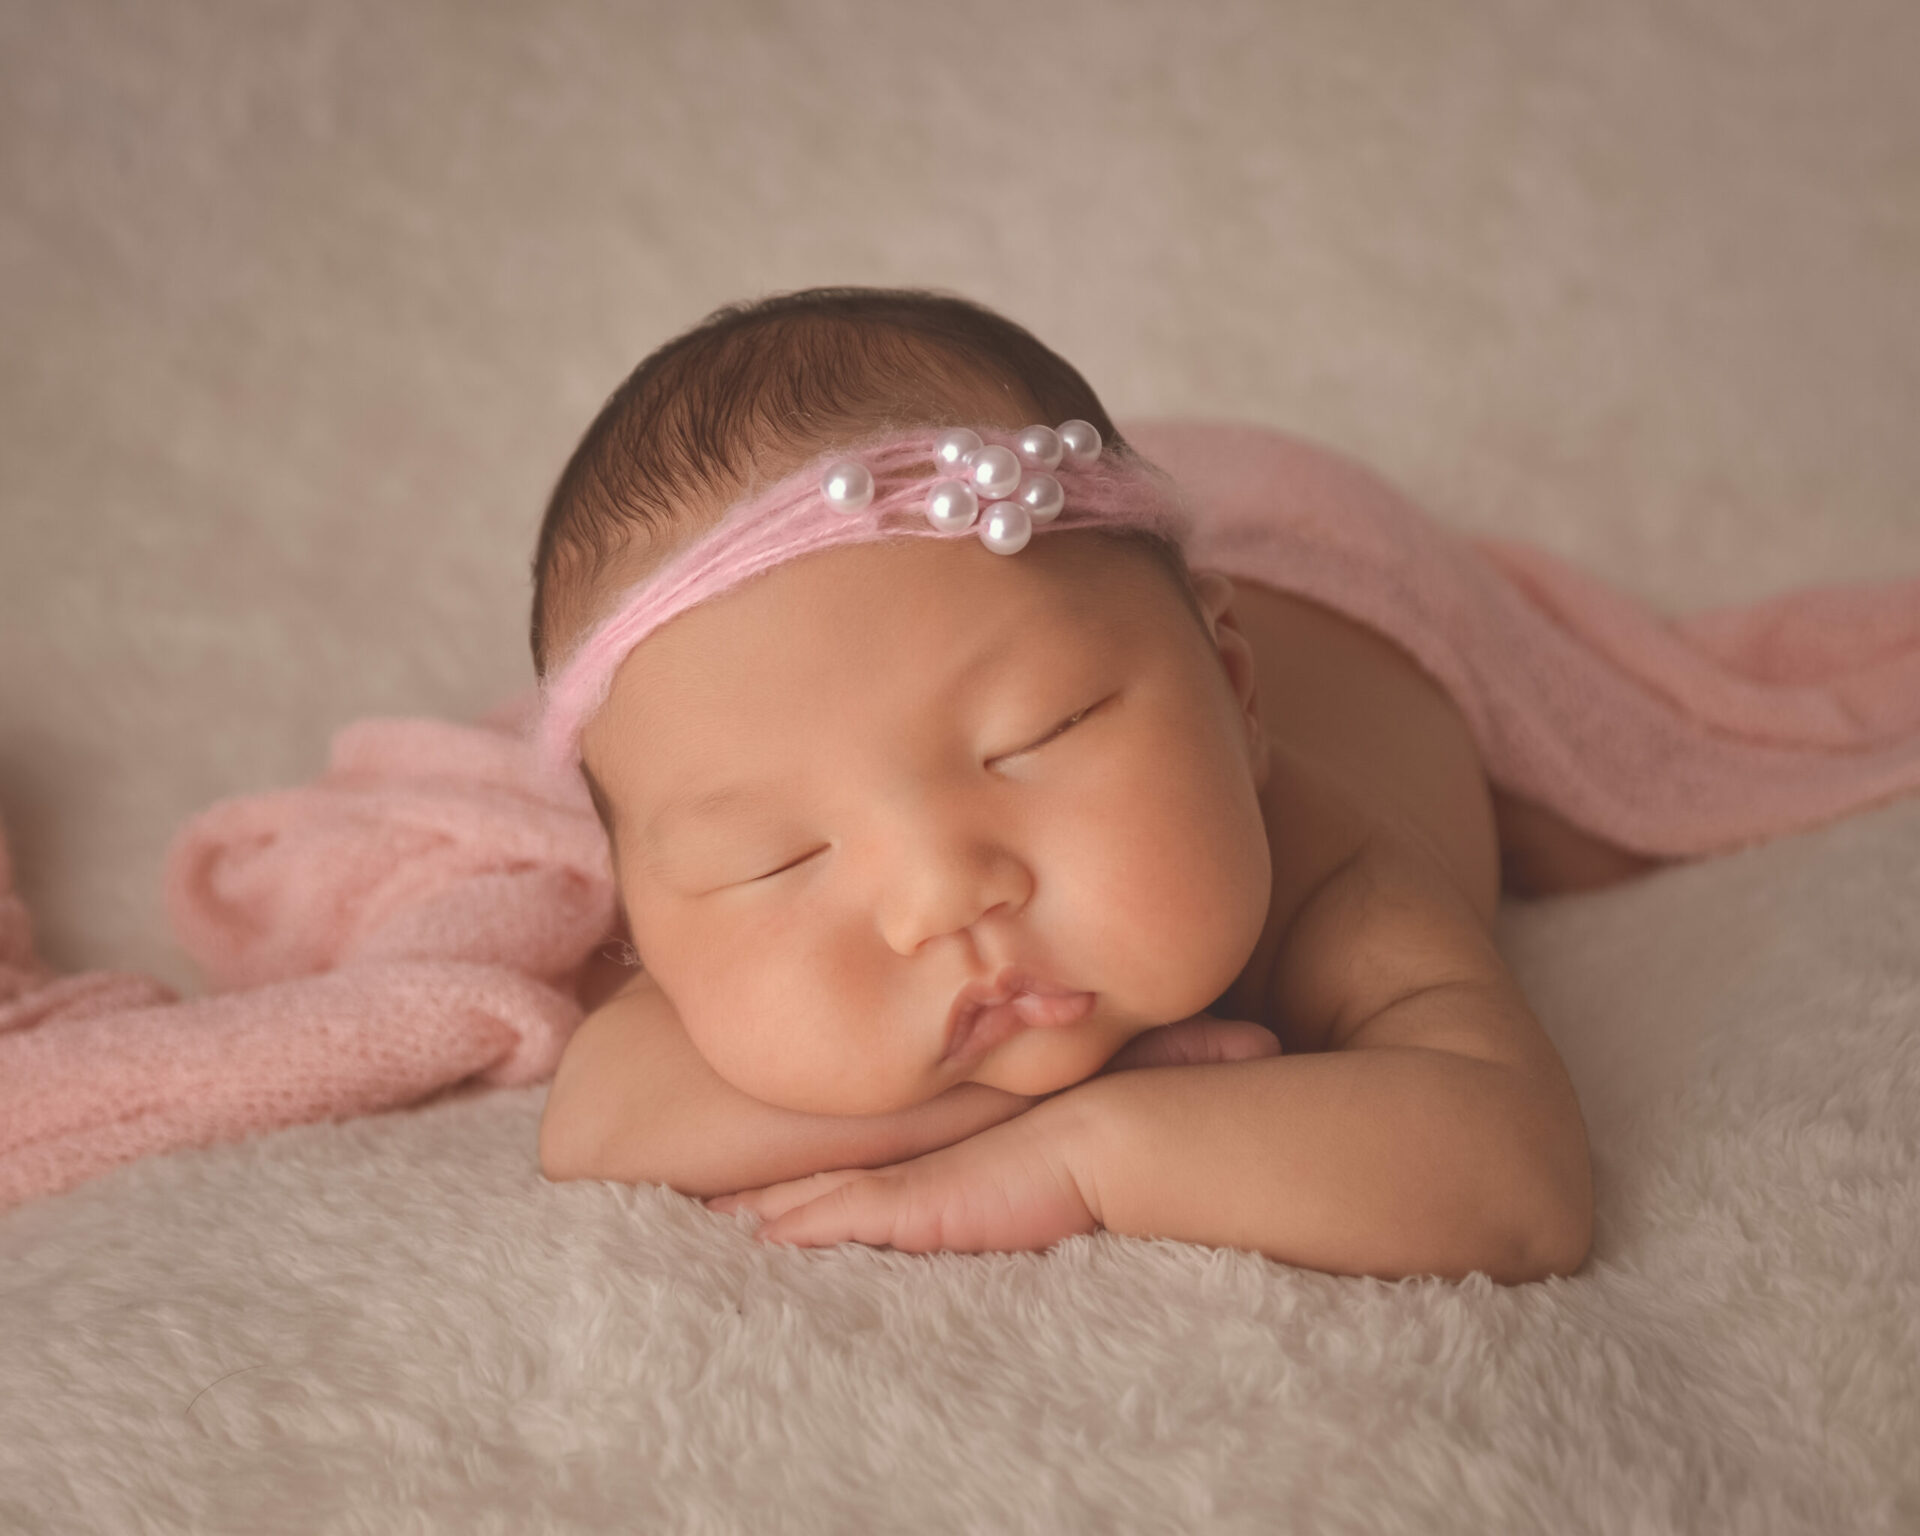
[532,288,1272,1114]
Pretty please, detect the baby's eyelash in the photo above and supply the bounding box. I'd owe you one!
[1034,706,1093,747]
[750,846,825,883]
[1009,696,1108,758]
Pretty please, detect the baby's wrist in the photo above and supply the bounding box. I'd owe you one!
[1020,1076,1116,1219]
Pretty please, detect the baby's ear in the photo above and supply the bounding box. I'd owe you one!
[1188,570,1247,664]
[1191,570,1237,625]
[1189,571,1271,787]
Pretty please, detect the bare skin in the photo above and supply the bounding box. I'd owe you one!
[1221,575,1665,981]
[538,388,1665,1279]
[543,542,1659,1276]
[568,583,1665,1013]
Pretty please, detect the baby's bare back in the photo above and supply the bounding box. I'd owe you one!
[1226,574,1501,941]
[1218,576,1662,1033]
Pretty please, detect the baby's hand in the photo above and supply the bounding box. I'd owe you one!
[1095,1012,1281,1074]
[701,1016,1279,1253]
[705,1097,1097,1254]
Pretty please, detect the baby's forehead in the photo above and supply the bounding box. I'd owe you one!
[586,536,1171,774]
[647,533,1161,679]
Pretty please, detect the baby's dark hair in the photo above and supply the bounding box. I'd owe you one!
[530,286,1195,675]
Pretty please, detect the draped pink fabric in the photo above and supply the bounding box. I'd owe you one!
[1134,423,1919,857]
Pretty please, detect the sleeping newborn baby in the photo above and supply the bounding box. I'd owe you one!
[533,287,1646,1281]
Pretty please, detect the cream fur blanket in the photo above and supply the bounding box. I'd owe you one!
[3,1,1916,1531]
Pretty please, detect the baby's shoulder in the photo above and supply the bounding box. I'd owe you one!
[1268,826,1513,1051]
[1229,576,1501,927]
[1226,742,1509,1052]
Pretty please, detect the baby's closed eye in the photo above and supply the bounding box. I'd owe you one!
[989,693,1115,769]
[709,696,1116,886]
[1015,700,1100,753]
[748,846,828,883]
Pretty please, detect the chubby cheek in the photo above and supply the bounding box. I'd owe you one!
[636,896,925,1117]
[1056,723,1271,1022]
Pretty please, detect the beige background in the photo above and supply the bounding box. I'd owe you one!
[2,0,1916,993]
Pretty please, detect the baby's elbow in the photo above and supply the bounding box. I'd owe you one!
[1506,1201,1592,1283]
[1492,1169,1593,1284]
[538,1086,701,1193]
[537,1114,582,1184]
[1490,1087,1594,1283]
[537,1090,605,1184]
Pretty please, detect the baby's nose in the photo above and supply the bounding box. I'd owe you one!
[873,826,1032,956]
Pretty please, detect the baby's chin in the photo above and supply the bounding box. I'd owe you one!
[965,1016,1150,1097]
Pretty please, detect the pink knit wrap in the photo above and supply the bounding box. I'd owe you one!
[533,430,1191,776]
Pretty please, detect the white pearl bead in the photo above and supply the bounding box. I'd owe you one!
[1013,424,1063,471]
[979,500,1032,555]
[924,477,979,532]
[968,444,1021,501]
[932,428,983,471]
[1057,419,1103,465]
[820,459,874,514]
[1013,471,1064,524]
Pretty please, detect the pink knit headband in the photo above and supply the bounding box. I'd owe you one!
[533,421,1191,776]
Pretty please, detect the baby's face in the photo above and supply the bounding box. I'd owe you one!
[581,532,1273,1114]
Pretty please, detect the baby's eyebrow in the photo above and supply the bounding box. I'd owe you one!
[642,781,783,847]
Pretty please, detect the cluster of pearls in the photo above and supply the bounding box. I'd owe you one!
[817,419,1104,555]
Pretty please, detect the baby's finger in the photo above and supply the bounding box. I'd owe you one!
[1205,1020,1282,1062]
[1100,1015,1281,1073]
[708,1167,867,1223]
[760,1167,940,1251]
[756,1176,901,1250]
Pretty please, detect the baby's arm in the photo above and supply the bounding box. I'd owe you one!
[538,971,1044,1199]
[539,970,1281,1200]
[1066,836,1594,1283]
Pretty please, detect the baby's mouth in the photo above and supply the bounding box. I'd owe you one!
[941,971,1097,1064]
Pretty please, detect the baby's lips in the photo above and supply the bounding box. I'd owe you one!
[1007,990,1097,1030]
[944,987,1096,1063]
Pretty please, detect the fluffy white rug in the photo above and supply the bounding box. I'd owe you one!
[3,798,1914,1533]
[3,0,1917,1530]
